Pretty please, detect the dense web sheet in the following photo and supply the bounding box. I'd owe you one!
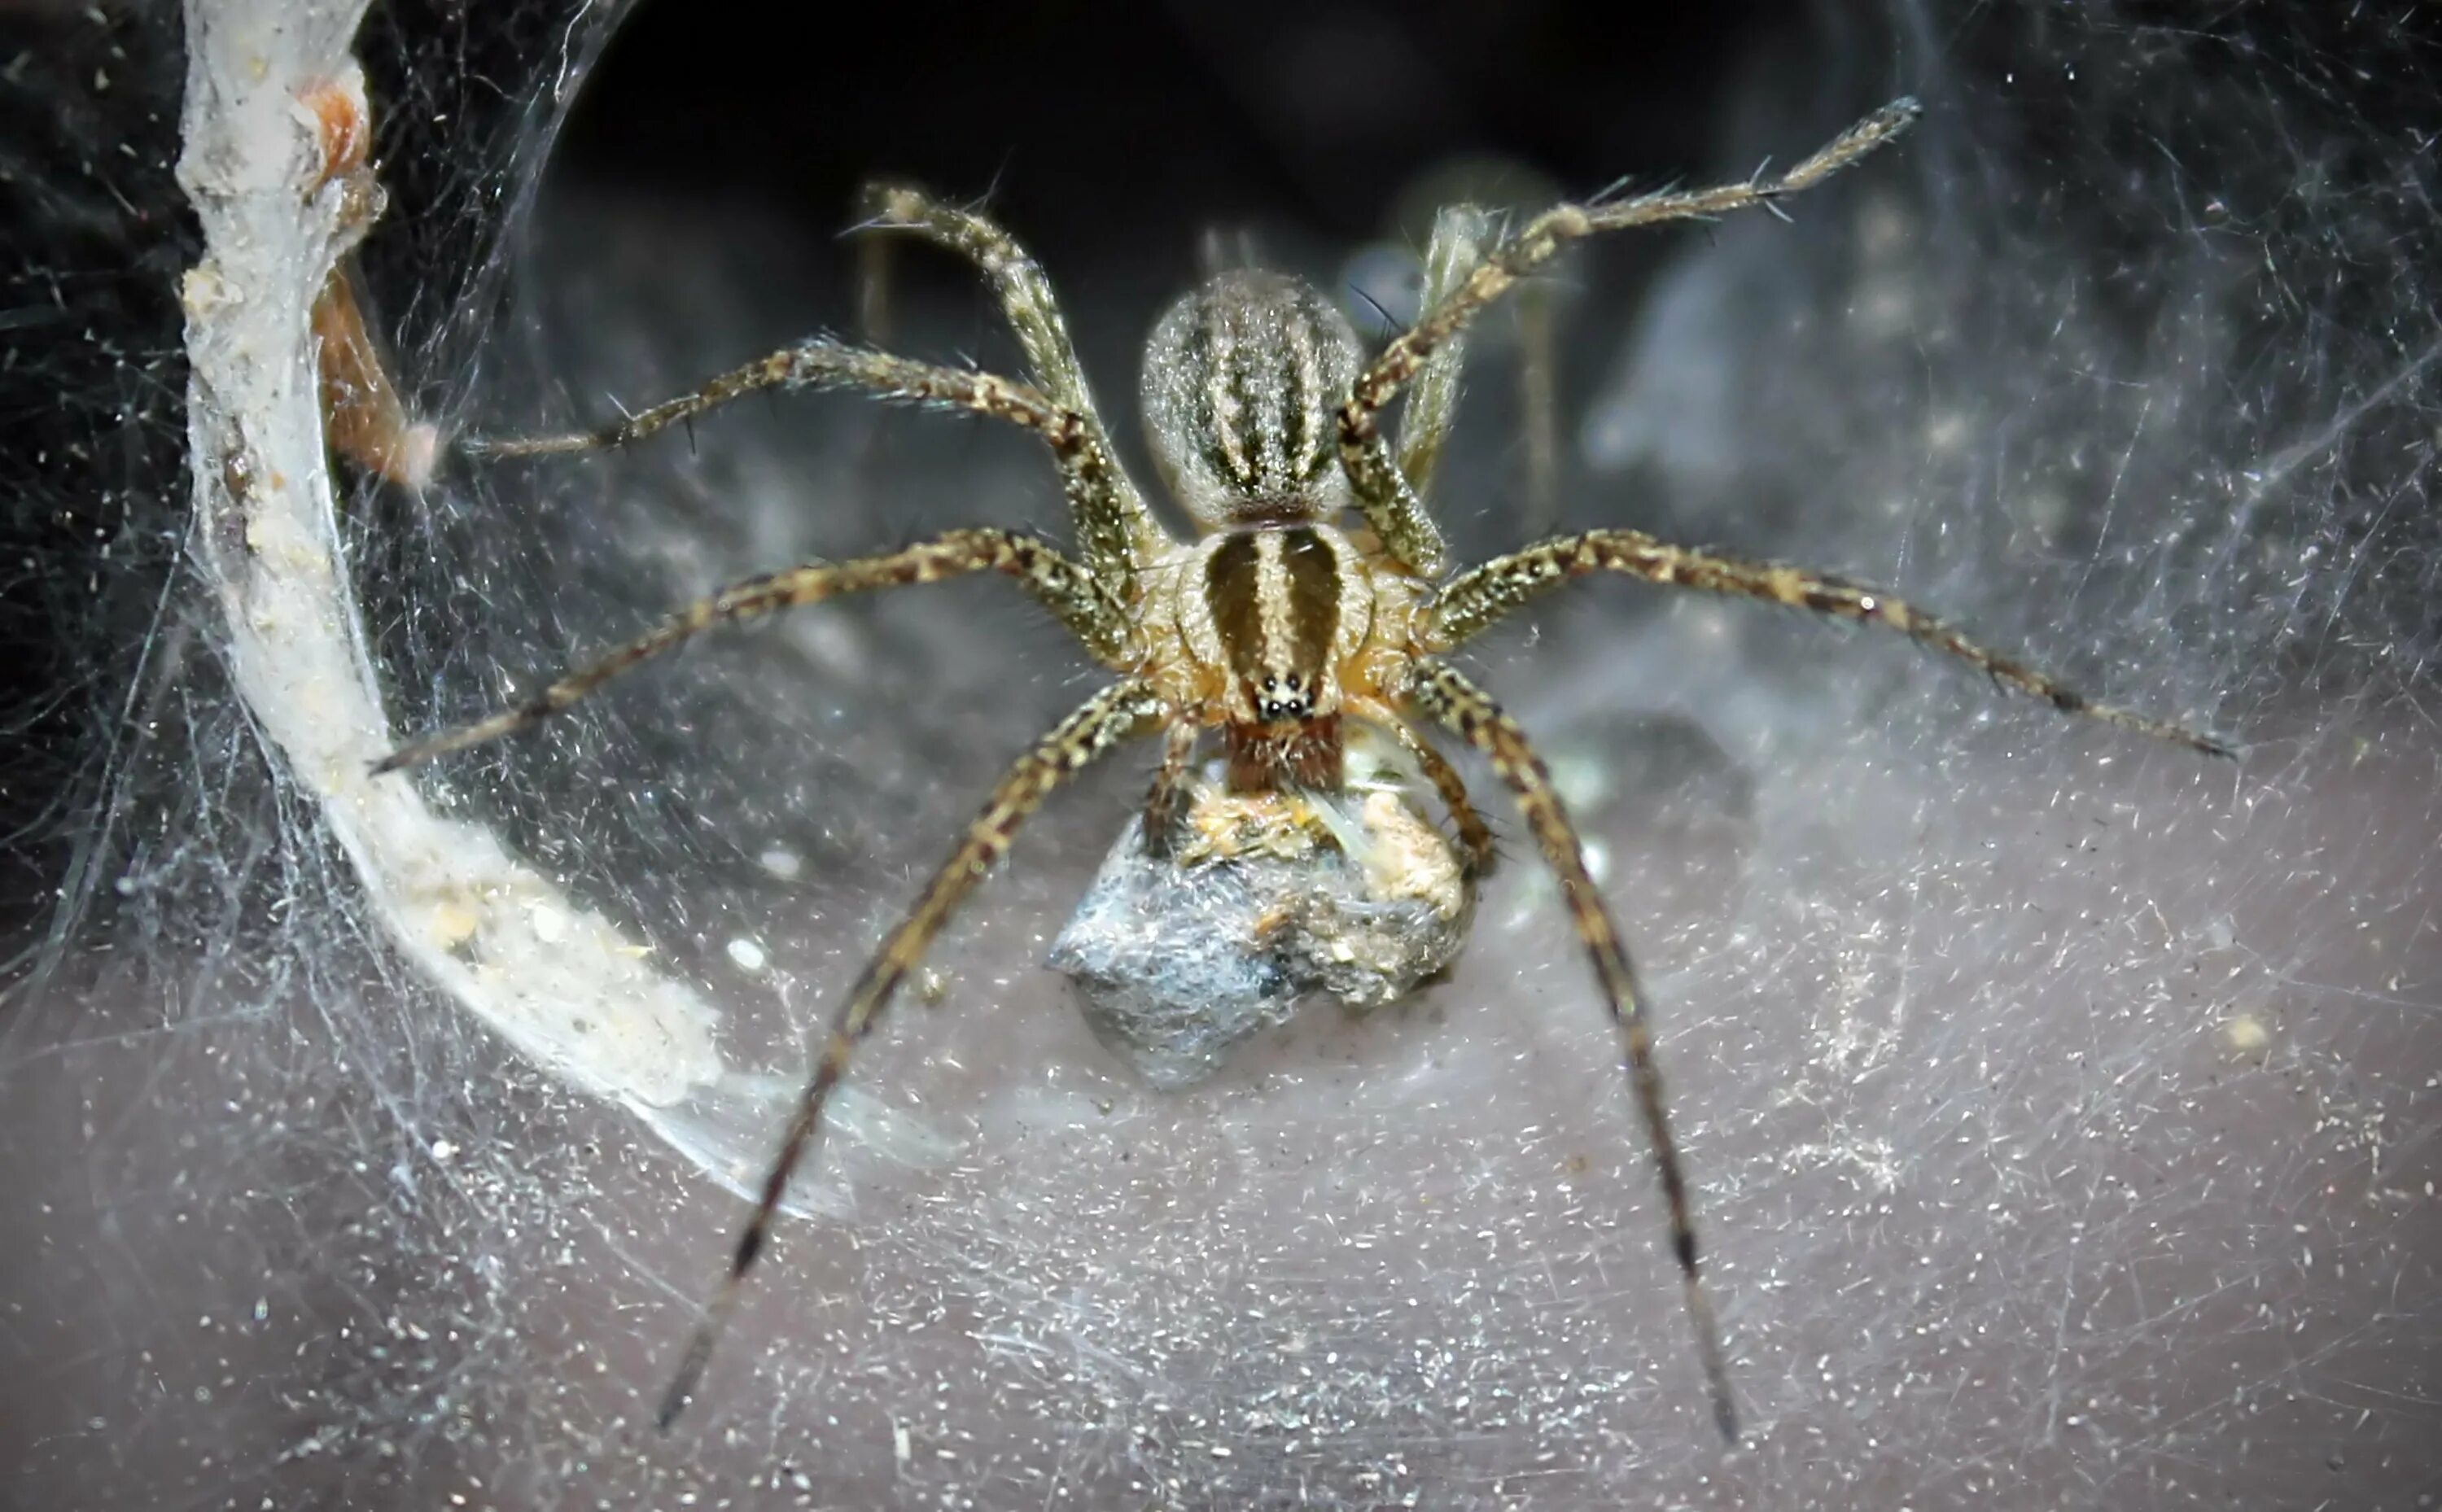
[2,2,2438,1508]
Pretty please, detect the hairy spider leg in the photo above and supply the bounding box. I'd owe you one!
[1364,710,1500,881]
[1352,98,1923,435]
[314,261,439,488]
[1425,529,2236,757]
[1397,202,1567,537]
[1138,718,1201,858]
[463,341,1142,661]
[1339,97,1926,578]
[1511,258,1565,540]
[855,182,1168,579]
[1403,658,1737,1444]
[656,678,1164,1430]
[1394,203,1495,501]
[371,530,1125,774]
[1339,396,1451,579]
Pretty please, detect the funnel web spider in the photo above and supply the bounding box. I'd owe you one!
[375,96,2233,1442]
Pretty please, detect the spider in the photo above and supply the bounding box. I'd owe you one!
[374,96,2233,1442]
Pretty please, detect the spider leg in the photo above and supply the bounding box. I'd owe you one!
[473,339,1072,459]
[1513,269,1564,540]
[1138,718,1201,858]
[856,182,1169,580]
[315,260,440,488]
[855,206,899,350]
[1425,529,2235,757]
[852,184,1105,434]
[1403,658,1735,1443]
[372,529,1129,773]
[1395,203,1565,539]
[1395,203,1495,501]
[657,677,1162,1430]
[1364,710,1499,881]
[466,344,1141,592]
[1340,98,1921,565]
[1339,400,1451,579]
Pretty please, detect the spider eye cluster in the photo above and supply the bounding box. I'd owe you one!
[1254,671,1313,723]
[1140,269,1362,531]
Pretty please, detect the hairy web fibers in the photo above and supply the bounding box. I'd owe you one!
[2,2,2435,1508]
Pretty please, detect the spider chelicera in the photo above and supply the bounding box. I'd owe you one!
[374,96,2232,1440]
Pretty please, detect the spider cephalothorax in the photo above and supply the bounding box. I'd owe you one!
[377,97,2234,1442]
[1161,513,1395,788]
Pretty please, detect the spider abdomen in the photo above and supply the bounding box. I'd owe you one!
[1141,269,1364,529]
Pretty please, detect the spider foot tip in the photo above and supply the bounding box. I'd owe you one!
[853,181,928,225]
[654,1387,689,1435]
[1715,1401,1742,1445]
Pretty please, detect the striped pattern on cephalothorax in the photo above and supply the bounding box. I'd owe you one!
[1205,527,1340,721]
[1159,520,1385,790]
[1141,270,1363,529]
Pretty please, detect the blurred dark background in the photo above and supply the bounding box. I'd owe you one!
[547,0,1814,249]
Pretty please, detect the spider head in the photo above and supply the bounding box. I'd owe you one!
[1197,523,1349,729]
[1141,269,1361,531]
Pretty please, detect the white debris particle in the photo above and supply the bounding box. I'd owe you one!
[2221,1013,2270,1053]
[758,846,803,880]
[726,937,768,972]
[527,902,569,945]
